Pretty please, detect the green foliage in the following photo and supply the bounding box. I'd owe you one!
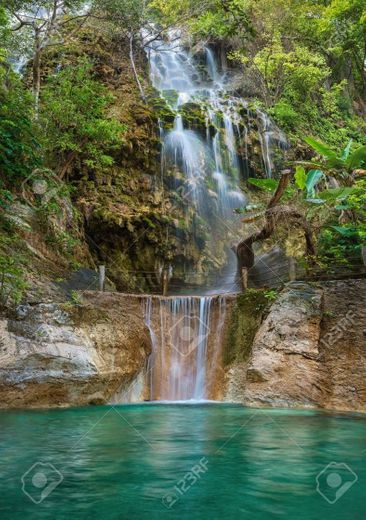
[247,178,278,192]
[0,12,40,188]
[303,138,366,175]
[151,0,252,39]
[40,59,126,174]
[0,254,28,308]
[264,289,278,302]
[271,101,298,131]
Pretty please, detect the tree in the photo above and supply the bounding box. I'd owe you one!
[40,58,126,179]
[93,0,154,100]
[0,9,40,190]
[2,0,90,108]
[234,171,316,284]
[94,0,214,99]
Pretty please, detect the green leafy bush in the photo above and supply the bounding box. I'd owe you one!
[0,255,28,308]
[270,101,299,131]
[40,58,127,177]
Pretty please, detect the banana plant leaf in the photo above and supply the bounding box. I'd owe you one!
[304,137,336,158]
[341,139,353,161]
[347,146,366,170]
[295,166,306,190]
[318,187,356,201]
[306,169,324,198]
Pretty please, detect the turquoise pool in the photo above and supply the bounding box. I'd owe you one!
[0,404,365,519]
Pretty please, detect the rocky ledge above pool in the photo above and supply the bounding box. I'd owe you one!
[224,279,366,412]
[0,293,151,408]
[0,280,365,411]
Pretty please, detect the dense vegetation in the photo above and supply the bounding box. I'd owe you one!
[0,0,365,305]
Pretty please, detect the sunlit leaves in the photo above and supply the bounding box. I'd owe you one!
[295,166,306,190]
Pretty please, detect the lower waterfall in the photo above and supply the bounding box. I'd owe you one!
[144,296,228,401]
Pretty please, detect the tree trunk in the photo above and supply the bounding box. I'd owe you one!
[33,33,42,114]
[234,170,316,281]
[129,34,146,102]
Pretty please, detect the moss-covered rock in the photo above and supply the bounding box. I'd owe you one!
[223,289,269,366]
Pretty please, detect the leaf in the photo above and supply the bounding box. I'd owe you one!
[306,169,324,198]
[318,188,356,201]
[295,166,306,190]
[325,156,346,169]
[331,226,357,237]
[341,139,353,161]
[304,137,336,158]
[247,178,279,192]
[335,204,351,210]
[347,146,366,170]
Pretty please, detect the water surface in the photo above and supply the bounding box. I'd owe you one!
[0,404,365,519]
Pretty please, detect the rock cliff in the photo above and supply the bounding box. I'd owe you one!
[224,279,366,412]
[0,292,151,408]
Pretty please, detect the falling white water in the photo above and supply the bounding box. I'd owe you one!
[138,29,288,401]
[143,296,227,401]
[145,28,288,290]
[257,110,288,178]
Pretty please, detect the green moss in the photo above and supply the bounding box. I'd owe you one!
[223,290,269,366]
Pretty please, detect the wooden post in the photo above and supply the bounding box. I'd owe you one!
[162,269,169,296]
[362,246,366,267]
[289,257,297,282]
[242,268,248,291]
[99,265,106,292]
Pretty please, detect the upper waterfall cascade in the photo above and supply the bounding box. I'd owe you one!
[145,28,288,294]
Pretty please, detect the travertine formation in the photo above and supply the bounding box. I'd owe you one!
[0,280,365,411]
[224,280,366,412]
[0,292,151,408]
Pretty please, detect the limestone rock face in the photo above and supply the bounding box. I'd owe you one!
[0,293,151,408]
[224,280,366,412]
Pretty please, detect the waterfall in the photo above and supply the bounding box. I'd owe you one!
[145,28,287,292]
[143,295,227,401]
[135,29,288,401]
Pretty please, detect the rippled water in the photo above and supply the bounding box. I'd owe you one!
[0,404,365,519]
